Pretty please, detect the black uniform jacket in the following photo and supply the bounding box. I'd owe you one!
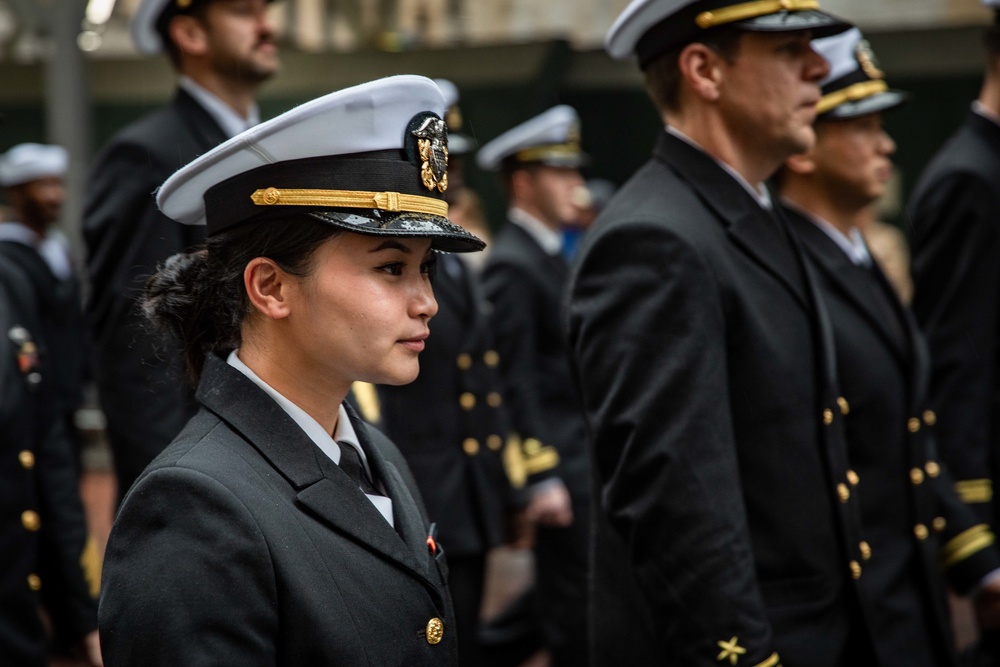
[99,354,457,667]
[786,206,1000,667]
[377,256,511,557]
[909,110,1000,525]
[565,132,871,667]
[0,256,96,666]
[482,222,588,500]
[84,89,226,498]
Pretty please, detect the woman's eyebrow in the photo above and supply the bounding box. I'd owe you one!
[369,240,412,253]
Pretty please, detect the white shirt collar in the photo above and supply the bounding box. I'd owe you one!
[225,350,394,526]
[784,201,872,267]
[0,221,73,280]
[178,75,261,139]
[666,126,773,210]
[972,101,1000,128]
[508,207,563,255]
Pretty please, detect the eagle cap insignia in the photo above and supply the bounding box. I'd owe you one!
[407,113,449,193]
[855,39,884,80]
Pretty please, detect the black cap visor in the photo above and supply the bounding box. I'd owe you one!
[819,89,909,121]
[733,9,852,39]
[308,209,485,253]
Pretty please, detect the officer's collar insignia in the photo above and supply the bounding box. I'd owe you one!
[408,113,449,193]
[855,39,884,80]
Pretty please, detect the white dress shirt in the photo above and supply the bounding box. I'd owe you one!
[0,221,74,280]
[178,75,261,139]
[226,350,394,526]
[508,207,564,256]
[666,126,773,210]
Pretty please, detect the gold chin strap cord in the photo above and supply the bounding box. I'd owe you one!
[250,187,449,217]
[696,0,821,29]
[816,80,888,114]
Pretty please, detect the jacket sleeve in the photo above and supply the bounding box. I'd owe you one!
[566,222,777,665]
[481,262,561,484]
[910,173,1000,526]
[99,466,278,667]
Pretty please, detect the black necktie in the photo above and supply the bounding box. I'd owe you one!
[338,442,379,495]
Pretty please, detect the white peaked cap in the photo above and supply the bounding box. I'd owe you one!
[476,105,585,172]
[0,143,68,187]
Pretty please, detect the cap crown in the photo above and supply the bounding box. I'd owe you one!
[0,144,68,187]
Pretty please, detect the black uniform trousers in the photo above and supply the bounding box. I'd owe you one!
[84,89,227,500]
[565,132,878,666]
[910,110,1000,527]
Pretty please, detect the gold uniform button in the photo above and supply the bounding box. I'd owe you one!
[426,617,444,645]
[456,353,472,370]
[849,561,862,579]
[925,461,941,478]
[837,396,850,416]
[459,393,476,411]
[18,450,34,469]
[923,410,937,426]
[483,350,500,367]
[859,541,872,561]
[463,438,480,456]
[27,574,41,591]
[914,524,929,540]
[908,417,921,433]
[910,468,925,485]
[21,510,40,532]
[846,470,860,486]
[486,435,503,451]
[933,517,947,532]
[823,408,834,426]
[486,392,503,408]
[837,483,850,503]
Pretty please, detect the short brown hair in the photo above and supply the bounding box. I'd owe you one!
[643,27,744,114]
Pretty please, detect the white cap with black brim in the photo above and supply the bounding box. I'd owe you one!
[131,0,275,56]
[476,105,589,172]
[0,144,68,187]
[813,28,908,120]
[606,0,853,69]
[156,75,485,253]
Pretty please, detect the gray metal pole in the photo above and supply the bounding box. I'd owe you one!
[45,0,91,260]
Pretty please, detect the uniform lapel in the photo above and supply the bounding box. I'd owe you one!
[173,88,229,152]
[196,355,435,586]
[785,207,909,365]
[654,132,809,309]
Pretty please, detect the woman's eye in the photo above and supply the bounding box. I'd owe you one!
[377,262,404,276]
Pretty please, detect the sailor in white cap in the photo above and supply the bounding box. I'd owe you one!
[0,143,91,465]
[911,14,1000,652]
[565,0,862,665]
[476,104,591,666]
[780,29,1000,667]
[99,75,481,667]
[84,0,280,505]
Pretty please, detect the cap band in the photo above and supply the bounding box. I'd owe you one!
[816,79,887,114]
[251,187,448,217]
[696,0,819,28]
[514,143,583,163]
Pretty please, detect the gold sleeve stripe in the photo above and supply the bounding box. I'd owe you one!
[523,447,561,475]
[80,534,101,598]
[503,435,527,489]
[941,524,996,569]
[954,479,993,504]
[696,0,819,29]
[350,382,381,424]
[754,653,782,667]
[250,187,448,217]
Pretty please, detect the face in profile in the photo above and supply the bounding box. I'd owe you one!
[520,166,586,228]
[283,233,439,389]
[716,30,831,162]
[811,112,896,209]
[203,0,280,84]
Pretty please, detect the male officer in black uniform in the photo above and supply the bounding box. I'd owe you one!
[476,106,590,667]
[778,29,1000,666]
[909,0,1000,529]
[0,182,100,663]
[0,144,89,469]
[565,1,864,664]
[362,79,515,667]
[84,0,279,499]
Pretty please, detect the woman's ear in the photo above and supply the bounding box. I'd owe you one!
[245,258,294,320]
